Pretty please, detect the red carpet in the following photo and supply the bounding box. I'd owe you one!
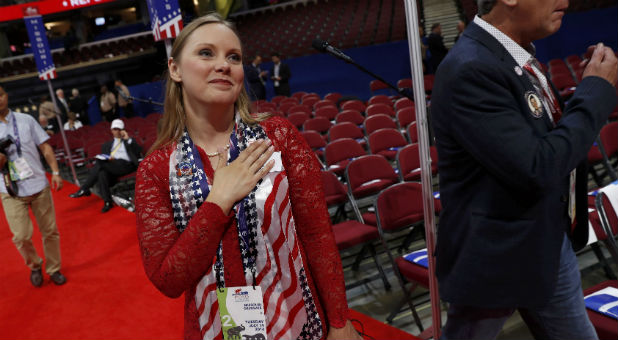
[0,179,418,340]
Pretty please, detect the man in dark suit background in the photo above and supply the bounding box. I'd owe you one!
[431,0,617,339]
[69,119,142,213]
[245,55,268,100]
[427,23,448,73]
[270,52,291,96]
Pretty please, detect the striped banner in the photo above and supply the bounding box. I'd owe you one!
[145,0,183,42]
[23,10,56,80]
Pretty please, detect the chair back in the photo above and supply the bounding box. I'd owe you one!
[375,182,424,232]
[345,155,398,199]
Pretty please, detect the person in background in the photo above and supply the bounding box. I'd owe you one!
[270,51,291,96]
[99,85,117,122]
[115,80,134,118]
[69,119,141,213]
[431,0,618,338]
[245,55,267,100]
[454,20,466,43]
[69,88,89,125]
[55,88,69,122]
[63,111,83,131]
[0,84,66,287]
[38,95,58,136]
[427,23,449,73]
[135,13,360,340]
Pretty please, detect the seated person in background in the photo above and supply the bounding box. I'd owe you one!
[69,119,142,213]
[38,95,59,136]
[63,112,83,131]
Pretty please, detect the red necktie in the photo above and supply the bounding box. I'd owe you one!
[523,58,563,125]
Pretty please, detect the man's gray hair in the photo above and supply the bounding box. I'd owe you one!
[477,0,497,16]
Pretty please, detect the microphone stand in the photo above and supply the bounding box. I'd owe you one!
[126,95,164,107]
[326,53,414,101]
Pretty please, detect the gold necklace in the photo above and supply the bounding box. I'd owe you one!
[205,144,230,157]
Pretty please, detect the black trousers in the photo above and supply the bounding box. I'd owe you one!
[81,159,135,203]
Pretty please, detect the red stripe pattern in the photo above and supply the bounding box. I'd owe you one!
[194,171,322,340]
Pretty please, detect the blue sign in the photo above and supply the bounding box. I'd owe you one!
[24,15,56,80]
[146,0,183,41]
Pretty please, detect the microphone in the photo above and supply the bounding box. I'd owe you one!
[312,39,354,63]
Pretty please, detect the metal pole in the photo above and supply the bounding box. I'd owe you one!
[403,0,441,338]
[164,38,173,58]
[46,80,79,186]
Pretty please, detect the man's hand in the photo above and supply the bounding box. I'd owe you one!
[51,173,63,191]
[582,42,618,87]
[120,130,130,140]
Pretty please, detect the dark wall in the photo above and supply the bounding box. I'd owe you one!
[534,6,618,63]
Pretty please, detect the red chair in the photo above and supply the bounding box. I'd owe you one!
[279,97,299,106]
[324,92,342,103]
[366,103,395,117]
[302,96,320,108]
[394,97,413,111]
[335,110,365,126]
[288,104,312,116]
[255,102,277,113]
[320,171,391,291]
[397,143,421,182]
[328,122,366,148]
[291,91,307,101]
[324,138,367,176]
[302,117,331,137]
[368,95,392,106]
[397,78,413,90]
[314,106,339,121]
[271,95,287,105]
[364,114,397,136]
[551,73,577,99]
[584,183,618,340]
[314,100,337,111]
[345,155,398,225]
[588,122,618,185]
[370,79,389,92]
[278,101,296,115]
[286,112,310,130]
[374,182,427,328]
[341,100,366,113]
[368,128,408,160]
[301,130,327,162]
[584,280,618,340]
[424,74,435,96]
[396,106,416,129]
[407,122,419,143]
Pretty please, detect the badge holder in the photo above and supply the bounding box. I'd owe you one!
[216,263,267,340]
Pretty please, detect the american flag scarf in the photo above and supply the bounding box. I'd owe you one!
[169,118,323,340]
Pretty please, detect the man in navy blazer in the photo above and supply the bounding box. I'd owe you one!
[432,0,617,339]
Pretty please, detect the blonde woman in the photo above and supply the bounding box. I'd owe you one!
[135,13,360,340]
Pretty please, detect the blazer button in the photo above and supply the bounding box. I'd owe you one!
[560,195,568,203]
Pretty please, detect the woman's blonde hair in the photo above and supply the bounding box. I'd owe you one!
[149,12,265,154]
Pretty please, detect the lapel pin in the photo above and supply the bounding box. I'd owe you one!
[514,66,523,76]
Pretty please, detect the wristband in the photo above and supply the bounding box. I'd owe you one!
[52,171,60,175]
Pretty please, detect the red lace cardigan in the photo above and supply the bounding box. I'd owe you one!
[135,117,349,339]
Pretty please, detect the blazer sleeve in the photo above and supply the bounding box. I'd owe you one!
[441,61,616,195]
[124,138,143,166]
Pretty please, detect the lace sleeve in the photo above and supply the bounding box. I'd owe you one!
[264,117,350,329]
[135,148,235,298]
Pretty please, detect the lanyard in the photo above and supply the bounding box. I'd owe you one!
[10,112,22,157]
[110,139,123,157]
[187,124,257,282]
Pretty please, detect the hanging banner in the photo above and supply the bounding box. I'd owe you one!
[23,9,56,80]
[0,0,117,23]
[146,0,183,41]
